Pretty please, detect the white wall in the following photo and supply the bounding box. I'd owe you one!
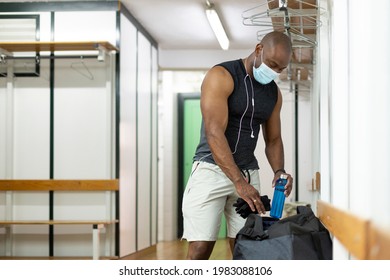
[119,12,138,257]
[255,80,295,201]
[160,49,251,70]
[318,0,390,259]
[119,15,159,256]
[54,11,116,45]
[136,32,152,251]
[0,77,6,181]
[347,0,390,226]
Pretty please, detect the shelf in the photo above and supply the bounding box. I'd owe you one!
[0,41,118,54]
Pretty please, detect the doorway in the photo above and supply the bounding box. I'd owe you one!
[177,93,227,239]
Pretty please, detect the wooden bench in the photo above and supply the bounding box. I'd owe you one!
[317,200,390,259]
[0,179,119,260]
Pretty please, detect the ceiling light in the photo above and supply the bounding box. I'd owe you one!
[205,2,229,50]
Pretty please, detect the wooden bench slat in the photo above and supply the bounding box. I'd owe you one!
[0,179,119,259]
[318,200,390,260]
[368,223,390,259]
[0,179,119,191]
[0,41,119,53]
[317,200,369,259]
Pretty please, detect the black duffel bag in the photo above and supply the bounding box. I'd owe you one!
[233,206,332,260]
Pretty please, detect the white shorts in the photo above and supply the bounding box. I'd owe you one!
[182,161,261,241]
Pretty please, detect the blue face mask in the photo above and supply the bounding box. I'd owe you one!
[253,52,279,85]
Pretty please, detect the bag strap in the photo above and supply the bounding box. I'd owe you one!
[237,213,268,240]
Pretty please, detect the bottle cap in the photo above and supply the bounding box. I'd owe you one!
[280,174,288,179]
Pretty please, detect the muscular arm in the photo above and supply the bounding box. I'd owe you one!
[262,87,293,196]
[201,66,265,213]
[262,88,284,173]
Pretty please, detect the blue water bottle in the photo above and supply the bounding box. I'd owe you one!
[270,174,288,219]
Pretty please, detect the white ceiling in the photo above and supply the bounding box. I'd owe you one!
[120,0,271,50]
[0,0,277,51]
[120,0,319,80]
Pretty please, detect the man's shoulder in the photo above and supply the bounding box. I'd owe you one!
[216,59,241,68]
[213,59,243,79]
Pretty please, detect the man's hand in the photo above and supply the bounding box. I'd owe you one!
[235,180,266,214]
[272,171,293,197]
[233,196,271,218]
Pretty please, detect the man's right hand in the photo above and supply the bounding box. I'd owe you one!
[233,196,271,218]
[235,180,266,214]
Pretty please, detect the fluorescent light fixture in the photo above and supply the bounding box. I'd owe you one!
[205,3,229,50]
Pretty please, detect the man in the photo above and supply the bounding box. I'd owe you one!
[182,31,294,260]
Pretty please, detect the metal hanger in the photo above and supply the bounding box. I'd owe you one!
[242,0,322,44]
[70,56,94,80]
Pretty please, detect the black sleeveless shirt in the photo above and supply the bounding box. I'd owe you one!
[193,59,278,170]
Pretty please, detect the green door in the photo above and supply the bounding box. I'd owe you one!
[183,99,202,185]
[179,94,226,239]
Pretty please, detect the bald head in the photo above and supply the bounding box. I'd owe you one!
[250,31,292,73]
[261,31,292,56]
